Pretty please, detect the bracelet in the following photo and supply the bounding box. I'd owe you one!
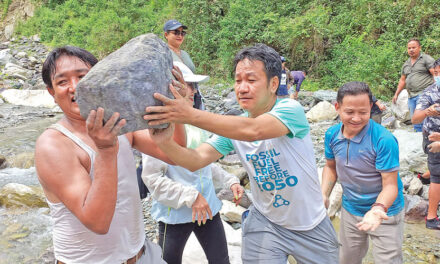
[371,202,388,213]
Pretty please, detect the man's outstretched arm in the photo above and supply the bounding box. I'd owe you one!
[144,86,289,142]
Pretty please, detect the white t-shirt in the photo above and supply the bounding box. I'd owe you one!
[207,99,327,231]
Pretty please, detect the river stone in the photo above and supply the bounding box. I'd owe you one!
[0,183,47,208]
[76,33,174,134]
[220,200,246,223]
[306,100,338,122]
[313,90,337,102]
[404,194,428,222]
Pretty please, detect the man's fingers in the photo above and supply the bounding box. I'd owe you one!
[192,209,196,223]
[86,110,96,131]
[150,92,172,105]
[103,112,120,131]
[95,107,105,128]
[172,66,185,84]
[111,118,126,135]
[169,83,183,99]
[172,79,184,91]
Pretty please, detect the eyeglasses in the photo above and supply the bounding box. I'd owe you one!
[169,30,187,36]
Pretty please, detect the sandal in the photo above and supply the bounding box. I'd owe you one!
[417,173,430,185]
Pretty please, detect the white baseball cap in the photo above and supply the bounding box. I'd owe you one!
[173,61,209,83]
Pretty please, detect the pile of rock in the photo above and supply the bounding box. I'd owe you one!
[0,36,48,91]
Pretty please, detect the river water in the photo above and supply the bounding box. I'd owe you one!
[0,105,439,263]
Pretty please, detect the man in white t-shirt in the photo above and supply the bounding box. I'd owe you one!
[143,44,339,263]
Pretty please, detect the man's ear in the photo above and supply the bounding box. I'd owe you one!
[47,86,55,97]
[164,32,168,40]
[335,102,340,111]
[270,76,279,94]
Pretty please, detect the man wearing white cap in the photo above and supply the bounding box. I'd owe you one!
[141,61,243,264]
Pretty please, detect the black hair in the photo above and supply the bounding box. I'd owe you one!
[407,38,421,46]
[336,81,372,104]
[42,46,98,89]
[433,58,440,68]
[232,43,281,83]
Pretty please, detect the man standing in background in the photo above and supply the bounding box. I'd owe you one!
[411,58,440,230]
[276,56,290,98]
[393,38,435,132]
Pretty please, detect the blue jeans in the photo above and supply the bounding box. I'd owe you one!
[408,95,422,132]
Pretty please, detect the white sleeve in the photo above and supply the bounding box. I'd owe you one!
[141,154,199,209]
[210,163,240,189]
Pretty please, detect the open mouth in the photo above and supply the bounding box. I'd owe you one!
[72,96,76,102]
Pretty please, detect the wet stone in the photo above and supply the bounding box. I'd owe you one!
[76,33,174,134]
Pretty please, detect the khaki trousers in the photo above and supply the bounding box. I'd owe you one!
[339,207,403,264]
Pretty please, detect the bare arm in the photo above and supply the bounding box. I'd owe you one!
[356,170,398,231]
[392,75,406,104]
[321,159,338,209]
[35,110,125,234]
[144,86,289,141]
[412,104,440,124]
[130,123,186,164]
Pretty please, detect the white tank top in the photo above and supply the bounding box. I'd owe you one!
[46,123,145,264]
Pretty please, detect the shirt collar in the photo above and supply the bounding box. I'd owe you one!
[337,120,371,143]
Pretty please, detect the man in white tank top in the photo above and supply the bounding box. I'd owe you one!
[35,46,186,264]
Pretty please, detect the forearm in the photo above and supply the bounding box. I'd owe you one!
[145,171,199,209]
[321,165,337,197]
[394,79,405,97]
[81,148,118,233]
[412,109,427,124]
[190,110,278,141]
[374,184,398,209]
[158,140,213,172]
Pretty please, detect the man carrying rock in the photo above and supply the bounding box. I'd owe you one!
[144,43,339,264]
[35,46,185,263]
[411,58,440,230]
[322,82,404,264]
[393,38,435,132]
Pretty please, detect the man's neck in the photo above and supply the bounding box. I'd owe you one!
[248,97,277,118]
[410,53,420,61]
[60,115,88,135]
[341,125,366,139]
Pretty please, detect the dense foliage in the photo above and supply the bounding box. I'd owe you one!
[15,0,440,97]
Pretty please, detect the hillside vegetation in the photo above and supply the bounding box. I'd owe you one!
[11,0,440,97]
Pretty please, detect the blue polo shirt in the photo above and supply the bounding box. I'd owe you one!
[324,119,404,216]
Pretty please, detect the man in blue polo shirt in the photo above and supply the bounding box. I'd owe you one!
[321,82,404,264]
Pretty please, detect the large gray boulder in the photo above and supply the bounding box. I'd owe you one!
[76,33,174,134]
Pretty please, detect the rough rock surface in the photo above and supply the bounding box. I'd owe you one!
[220,200,246,223]
[0,183,47,208]
[76,33,174,134]
[306,100,338,122]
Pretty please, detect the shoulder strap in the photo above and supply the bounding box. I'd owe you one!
[48,123,95,177]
